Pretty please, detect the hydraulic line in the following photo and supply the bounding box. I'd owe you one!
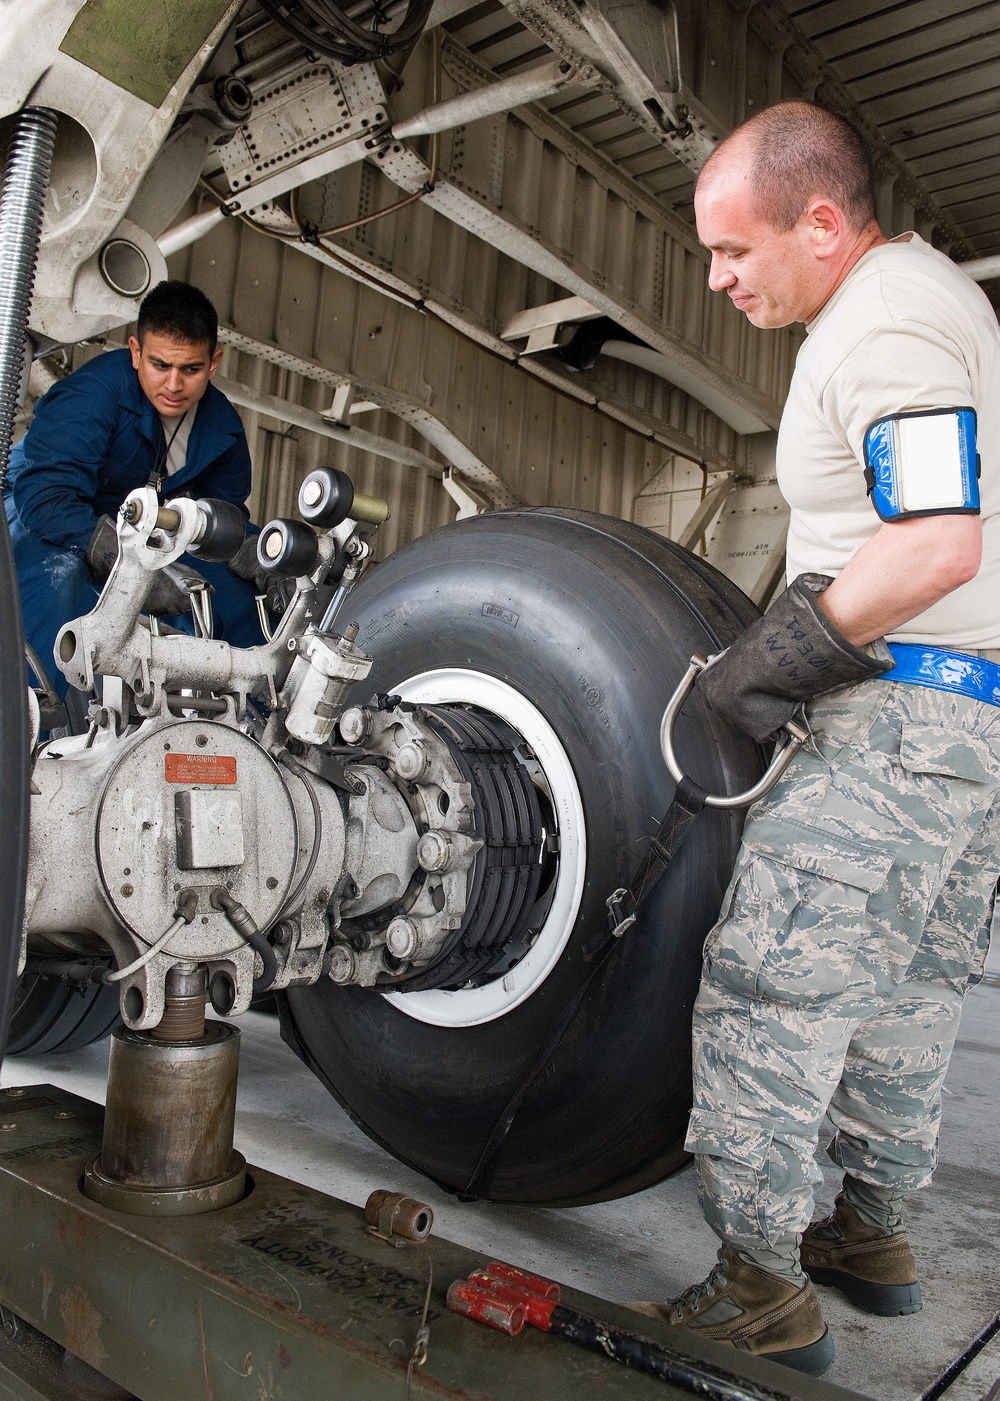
[259,0,432,66]
[275,752,323,920]
[211,889,279,993]
[104,917,189,985]
[0,106,58,1066]
[104,891,199,985]
[23,639,56,697]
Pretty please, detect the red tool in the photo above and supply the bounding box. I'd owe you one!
[446,1262,797,1401]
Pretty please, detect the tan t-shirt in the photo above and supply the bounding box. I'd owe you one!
[776,232,1000,649]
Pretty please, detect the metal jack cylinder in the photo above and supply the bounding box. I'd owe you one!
[84,967,246,1216]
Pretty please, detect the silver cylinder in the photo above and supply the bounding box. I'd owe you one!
[84,1022,246,1215]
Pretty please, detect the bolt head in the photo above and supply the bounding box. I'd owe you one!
[416,830,452,873]
[386,917,418,960]
[327,944,356,985]
[339,706,370,744]
[395,741,427,781]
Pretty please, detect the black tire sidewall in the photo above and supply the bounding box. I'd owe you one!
[284,511,759,1203]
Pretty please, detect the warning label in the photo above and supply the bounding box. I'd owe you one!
[164,753,237,785]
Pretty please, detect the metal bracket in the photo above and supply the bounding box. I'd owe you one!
[604,888,636,940]
[363,1190,434,1249]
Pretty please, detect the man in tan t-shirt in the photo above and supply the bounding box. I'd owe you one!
[627,102,1000,1376]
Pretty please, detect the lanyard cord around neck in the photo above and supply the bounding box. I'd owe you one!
[148,410,188,494]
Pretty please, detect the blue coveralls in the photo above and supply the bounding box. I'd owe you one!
[4,349,263,697]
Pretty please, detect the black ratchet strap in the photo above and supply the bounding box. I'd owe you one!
[596,774,708,954]
[459,774,709,1202]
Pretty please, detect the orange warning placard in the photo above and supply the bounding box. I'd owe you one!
[164,753,238,785]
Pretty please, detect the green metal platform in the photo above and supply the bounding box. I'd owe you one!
[0,1085,869,1401]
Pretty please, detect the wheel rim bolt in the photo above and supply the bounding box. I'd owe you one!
[416,830,453,873]
[386,917,419,960]
[395,741,428,781]
[327,944,356,984]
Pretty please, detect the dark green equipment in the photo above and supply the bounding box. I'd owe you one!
[0,1084,869,1401]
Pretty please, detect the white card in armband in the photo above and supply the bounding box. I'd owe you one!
[863,407,980,521]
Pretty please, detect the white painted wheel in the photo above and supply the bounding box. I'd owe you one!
[383,669,586,1027]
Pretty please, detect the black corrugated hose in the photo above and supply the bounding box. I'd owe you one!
[0,107,58,1066]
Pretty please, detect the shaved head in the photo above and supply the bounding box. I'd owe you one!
[699,102,877,235]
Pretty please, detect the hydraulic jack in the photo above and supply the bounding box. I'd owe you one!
[0,968,867,1401]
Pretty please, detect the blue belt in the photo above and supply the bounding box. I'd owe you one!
[883,643,1000,708]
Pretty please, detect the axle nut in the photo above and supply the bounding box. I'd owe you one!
[416,829,452,873]
[339,706,371,745]
[385,917,418,960]
[395,741,428,782]
[327,944,356,985]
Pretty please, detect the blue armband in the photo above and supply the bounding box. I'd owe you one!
[863,407,980,522]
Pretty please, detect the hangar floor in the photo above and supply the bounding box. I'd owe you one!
[3,980,998,1401]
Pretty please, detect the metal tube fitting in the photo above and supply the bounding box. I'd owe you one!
[364,1190,434,1243]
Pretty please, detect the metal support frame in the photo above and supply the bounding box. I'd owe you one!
[213,327,523,507]
[206,217,737,470]
[161,33,786,445]
[371,138,776,435]
[0,106,57,1063]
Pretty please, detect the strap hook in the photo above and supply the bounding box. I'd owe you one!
[659,653,809,809]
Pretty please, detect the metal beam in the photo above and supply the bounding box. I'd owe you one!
[676,474,736,552]
[214,374,446,475]
[373,140,778,434]
[394,57,596,139]
[214,331,524,507]
[600,342,770,437]
[959,253,1000,281]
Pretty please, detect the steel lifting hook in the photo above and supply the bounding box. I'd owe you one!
[659,653,810,809]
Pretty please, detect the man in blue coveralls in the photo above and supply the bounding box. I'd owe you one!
[5,280,263,700]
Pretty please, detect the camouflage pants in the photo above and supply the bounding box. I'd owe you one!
[685,678,1000,1250]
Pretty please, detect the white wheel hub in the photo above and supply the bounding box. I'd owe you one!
[383,669,586,1028]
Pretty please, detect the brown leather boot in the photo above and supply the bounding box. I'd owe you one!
[627,1248,834,1376]
[801,1194,921,1316]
